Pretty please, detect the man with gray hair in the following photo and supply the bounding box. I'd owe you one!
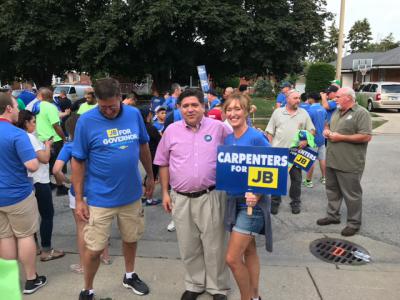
[317,87,372,236]
[266,90,315,214]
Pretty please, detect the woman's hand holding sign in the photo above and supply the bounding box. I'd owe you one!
[245,192,261,215]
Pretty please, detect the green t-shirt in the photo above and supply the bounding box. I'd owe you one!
[77,102,97,115]
[36,101,62,142]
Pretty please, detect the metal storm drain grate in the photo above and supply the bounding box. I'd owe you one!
[310,238,371,265]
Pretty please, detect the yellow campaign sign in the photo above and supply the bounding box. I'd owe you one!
[294,154,310,168]
[248,167,279,188]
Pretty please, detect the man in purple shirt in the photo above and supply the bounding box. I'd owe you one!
[154,89,231,300]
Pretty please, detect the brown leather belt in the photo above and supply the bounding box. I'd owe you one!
[175,185,216,198]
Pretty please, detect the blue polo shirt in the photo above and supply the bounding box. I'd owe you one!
[326,100,337,123]
[307,103,327,147]
[72,105,149,208]
[165,96,177,112]
[276,92,286,107]
[0,121,36,206]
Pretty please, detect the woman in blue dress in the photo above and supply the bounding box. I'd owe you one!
[223,93,272,300]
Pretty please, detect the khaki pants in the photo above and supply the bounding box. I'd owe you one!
[171,190,230,295]
[326,167,363,229]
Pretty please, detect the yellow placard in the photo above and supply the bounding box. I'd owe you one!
[294,154,310,168]
[248,167,278,188]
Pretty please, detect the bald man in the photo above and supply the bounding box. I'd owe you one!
[317,88,372,237]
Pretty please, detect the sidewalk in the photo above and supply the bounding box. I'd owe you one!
[23,230,400,300]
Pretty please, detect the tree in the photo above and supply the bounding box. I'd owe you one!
[0,0,330,89]
[309,21,340,62]
[346,18,373,53]
[365,33,400,52]
[0,0,85,86]
[305,62,335,92]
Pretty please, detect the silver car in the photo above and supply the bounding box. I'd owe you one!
[356,82,400,112]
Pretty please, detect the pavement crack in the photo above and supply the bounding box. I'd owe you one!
[306,267,323,300]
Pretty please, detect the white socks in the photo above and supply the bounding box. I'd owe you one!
[125,271,136,279]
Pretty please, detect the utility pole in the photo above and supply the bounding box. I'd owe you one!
[335,0,346,80]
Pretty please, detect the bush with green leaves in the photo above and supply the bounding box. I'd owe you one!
[254,78,274,97]
[305,63,335,93]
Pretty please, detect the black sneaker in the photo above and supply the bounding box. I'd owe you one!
[79,290,95,300]
[23,274,47,294]
[122,273,149,295]
[56,185,69,196]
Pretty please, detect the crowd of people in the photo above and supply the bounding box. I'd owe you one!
[0,77,372,300]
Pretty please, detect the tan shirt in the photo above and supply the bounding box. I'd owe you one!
[326,104,372,173]
[265,107,315,148]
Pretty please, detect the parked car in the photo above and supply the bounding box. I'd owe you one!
[356,82,400,112]
[53,84,91,102]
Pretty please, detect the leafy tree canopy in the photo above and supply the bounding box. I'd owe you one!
[346,18,373,53]
[0,0,330,88]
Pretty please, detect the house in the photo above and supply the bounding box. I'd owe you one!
[334,47,400,88]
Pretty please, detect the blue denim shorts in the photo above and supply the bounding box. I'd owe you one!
[233,205,265,236]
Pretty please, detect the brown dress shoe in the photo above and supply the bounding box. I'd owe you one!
[341,226,359,236]
[316,217,340,226]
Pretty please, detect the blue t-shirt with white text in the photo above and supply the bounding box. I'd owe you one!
[0,121,36,206]
[72,105,149,208]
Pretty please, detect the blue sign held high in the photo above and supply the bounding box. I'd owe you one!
[216,145,289,195]
[197,65,210,93]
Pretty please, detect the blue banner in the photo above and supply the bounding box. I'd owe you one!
[197,65,210,93]
[216,145,289,195]
[288,147,318,172]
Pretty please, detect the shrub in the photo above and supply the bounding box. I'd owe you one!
[253,78,274,97]
[305,63,335,93]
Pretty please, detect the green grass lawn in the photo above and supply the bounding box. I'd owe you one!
[250,96,274,128]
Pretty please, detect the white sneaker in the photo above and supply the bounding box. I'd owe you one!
[167,220,176,232]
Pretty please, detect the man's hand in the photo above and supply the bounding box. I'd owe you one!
[162,192,173,213]
[323,128,331,138]
[144,176,155,199]
[76,200,90,222]
[327,131,342,142]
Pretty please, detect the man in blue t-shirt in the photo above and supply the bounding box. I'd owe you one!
[0,93,48,294]
[303,92,328,188]
[164,83,181,112]
[71,78,154,300]
[321,85,339,123]
[275,82,291,109]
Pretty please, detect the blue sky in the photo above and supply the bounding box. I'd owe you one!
[325,0,400,42]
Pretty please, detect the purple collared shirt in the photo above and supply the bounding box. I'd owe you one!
[154,117,232,193]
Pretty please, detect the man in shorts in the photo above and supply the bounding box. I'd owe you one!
[72,78,155,300]
[303,92,328,187]
[0,92,47,295]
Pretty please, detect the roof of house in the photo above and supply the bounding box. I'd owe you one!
[333,47,400,70]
